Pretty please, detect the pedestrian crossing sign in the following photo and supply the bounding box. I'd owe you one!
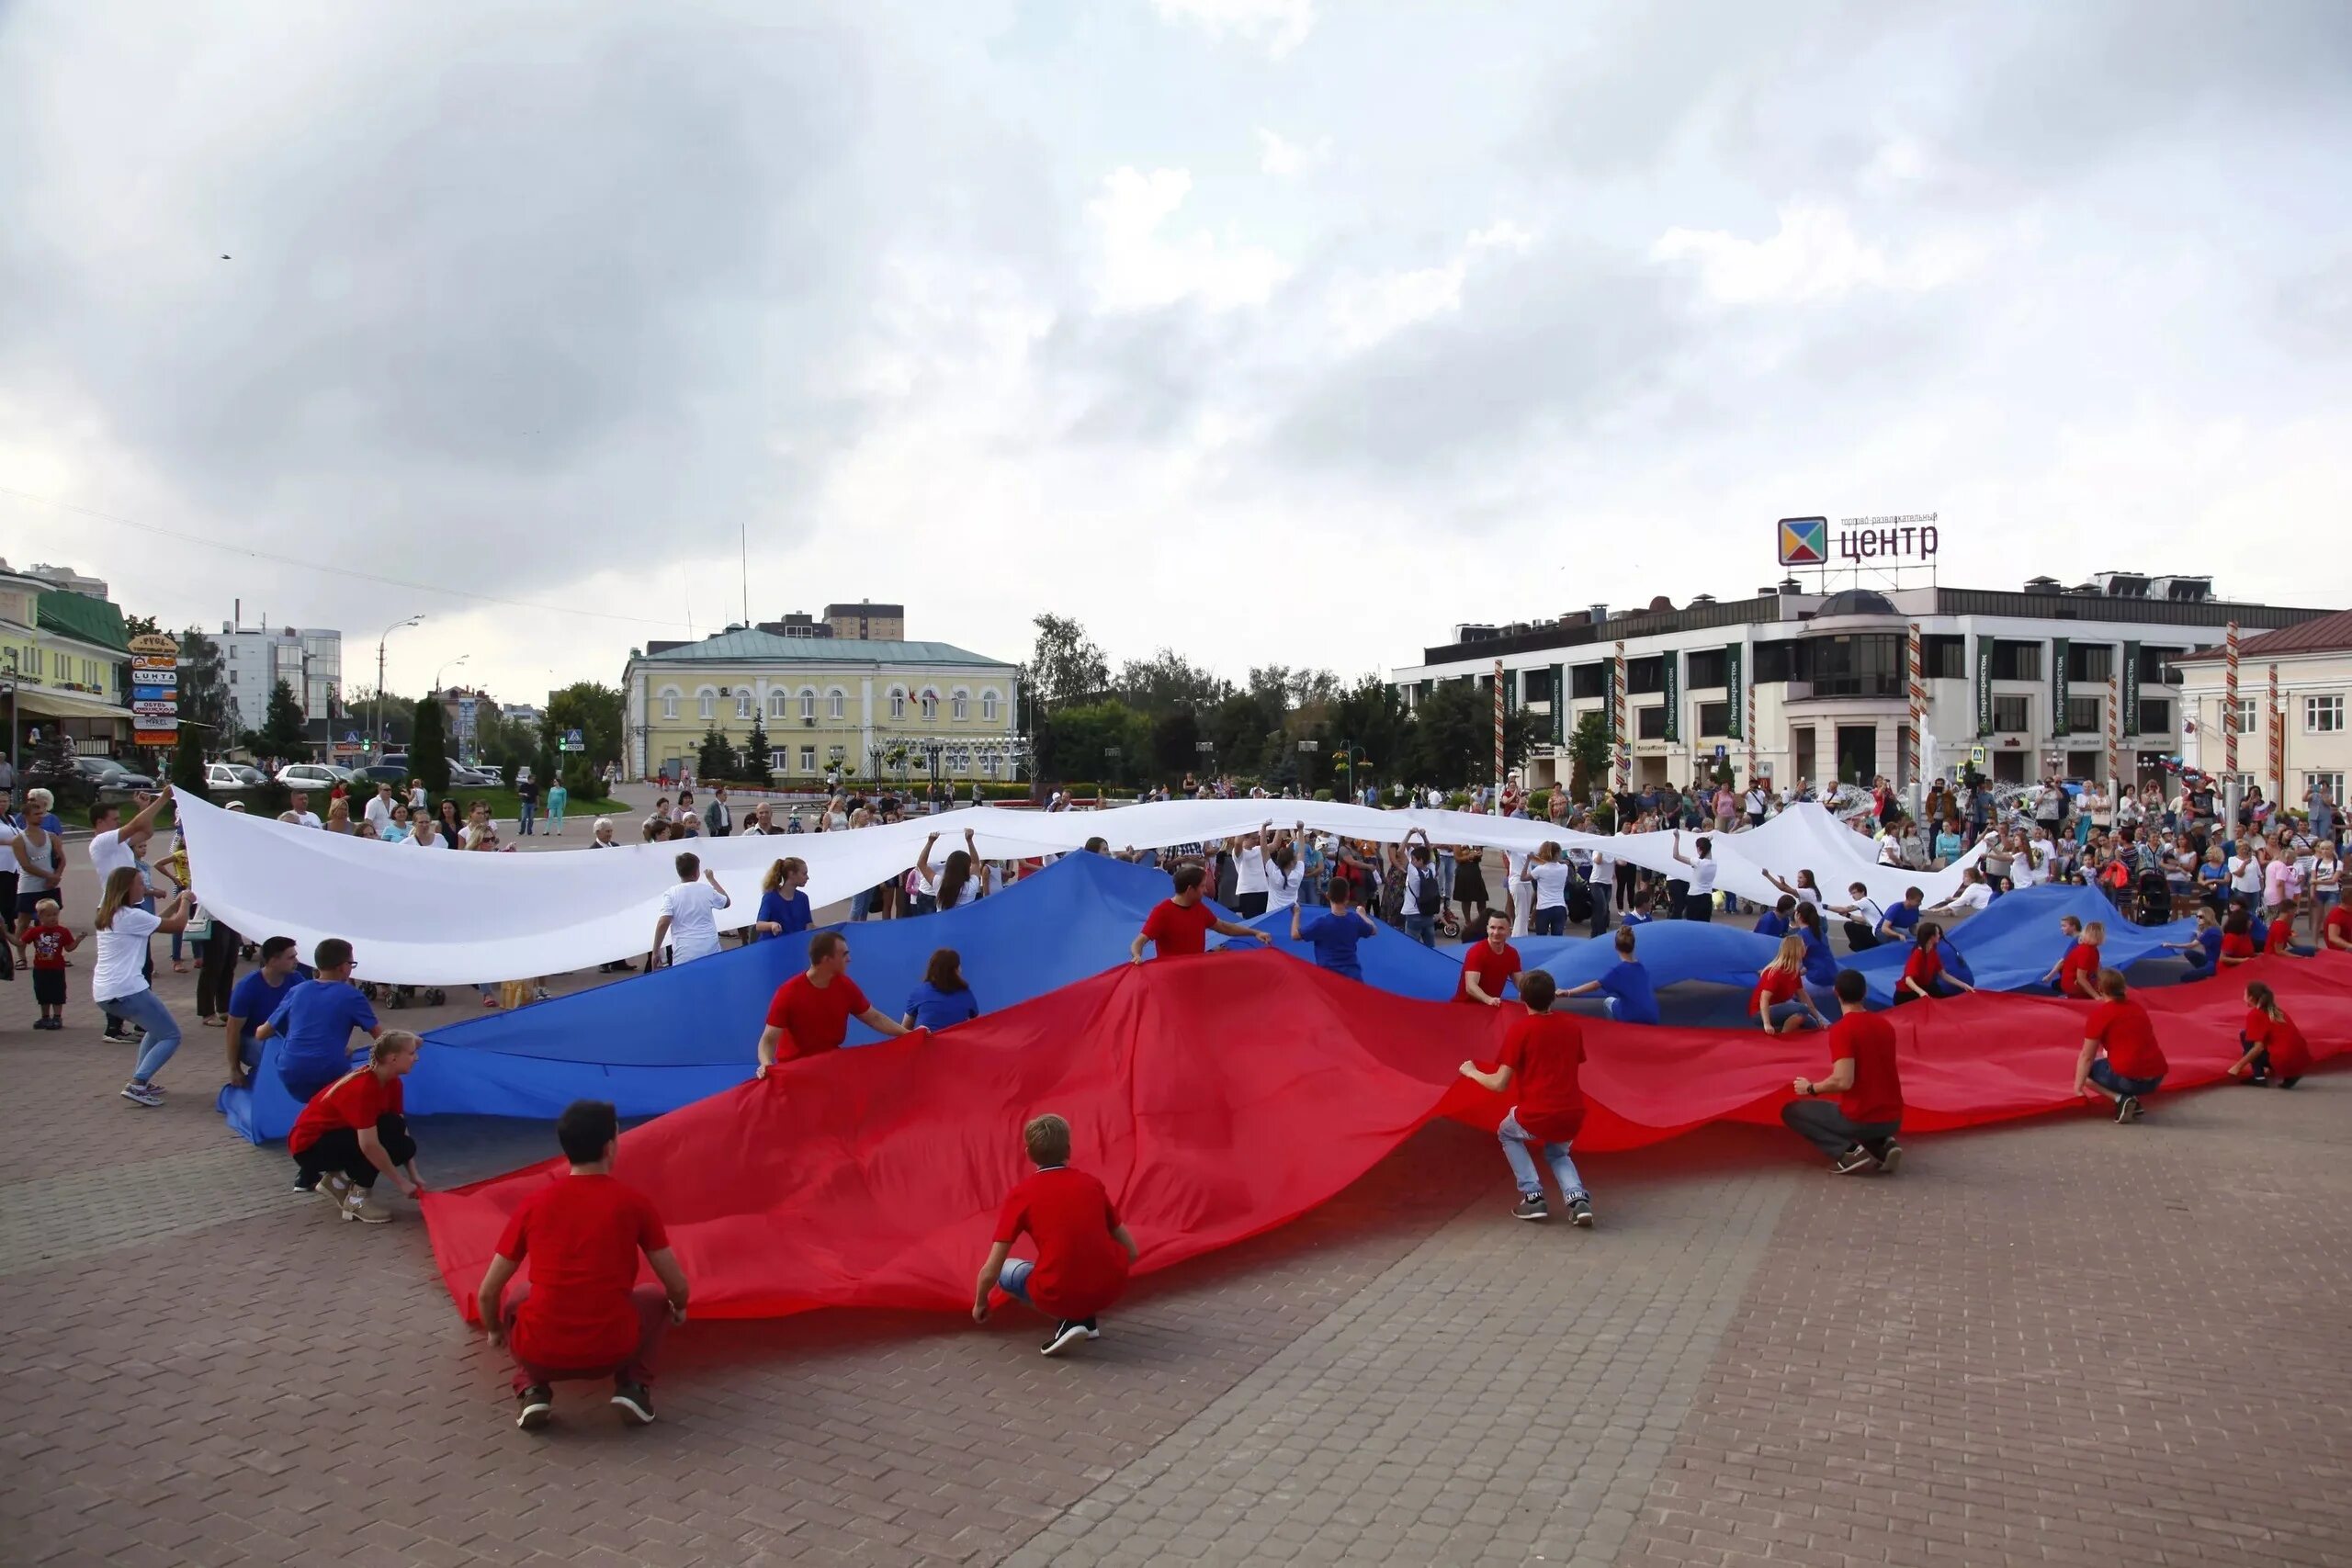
[1777,516,1828,565]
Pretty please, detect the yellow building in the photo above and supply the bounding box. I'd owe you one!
[0,563,134,760]
[622,627,1023,784]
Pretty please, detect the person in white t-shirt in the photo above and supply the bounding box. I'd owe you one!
[1262,826,1309,915]
[1230,828,1272,918]
[1826,882,1889,951]
[652,851,731,965]
[1503,846,1532,936]
[287,791,324,829]
[1671,831,1720,920]
[364,784,396,834]
[1926,867,1994,918]
[1521,841,1574,936]
[87,789,171,886]
[91,864,197,1107]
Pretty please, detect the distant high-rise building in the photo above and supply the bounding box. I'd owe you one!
[825,601,905,642]
[216,619,343,736]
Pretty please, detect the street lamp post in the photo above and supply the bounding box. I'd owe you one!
[374,615,424,756]
[1103,744,1121,795]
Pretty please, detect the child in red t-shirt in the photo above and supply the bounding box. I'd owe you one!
[1459,970,1593,1224]
[2074,969,2167,1123]
[974,1113,1138,1357]
[2226,981,2311,1089]
[22,898,78,1030]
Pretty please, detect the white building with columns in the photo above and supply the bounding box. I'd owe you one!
[1391,573,2335,795]
[2173,609,2352,815]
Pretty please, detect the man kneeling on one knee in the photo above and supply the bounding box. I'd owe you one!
[476,1100,691,1431]
[1781,970,1905,1177]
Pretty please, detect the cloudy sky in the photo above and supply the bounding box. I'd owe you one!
[3,0,2346,705]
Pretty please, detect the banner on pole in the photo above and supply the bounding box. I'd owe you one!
[2051,638,2071,738]
[1723,644,1743,739]
[1975,642,1994,736]
[1661,653,1680,744]
[2120,642,2141,736]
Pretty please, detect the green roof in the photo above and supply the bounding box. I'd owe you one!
[635,629,1012,667]
[36,591,128,652]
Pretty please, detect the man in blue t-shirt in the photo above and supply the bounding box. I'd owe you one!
[1878,888,1926,943]
[254,938,384,1101]
[1561,927,1659,1023]
[1290,877,1377,981]
[223,935,304,1089]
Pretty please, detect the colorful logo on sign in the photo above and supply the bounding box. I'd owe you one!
[1777,516,1829,565]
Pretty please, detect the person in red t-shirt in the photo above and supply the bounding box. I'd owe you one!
[1457,971,1593,1224]
[1749,934,1825,1033]
[2226,980,2311,1089]
[1783,970,1905,1175]
[756,931,912,1075]
[973,1113,1138,1357]
[476,1100,691,1430]
[287,1031,424,1224]
[2039,915,2104,999]
[2324,902,2352,953]
[21,897,77,1030]
[2075,968,2167,1123]
[2218,905,2258,967]
[1455,910,1521,1006]
[1129,863,1272,963]
[2262,910,2301,955]
[1894,921,1974,1004]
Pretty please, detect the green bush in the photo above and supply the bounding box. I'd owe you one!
[1313,788,1333,802]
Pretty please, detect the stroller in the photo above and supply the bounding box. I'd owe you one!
[2133,867,2174,927]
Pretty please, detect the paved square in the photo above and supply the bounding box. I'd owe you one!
[5,872,2348,1567]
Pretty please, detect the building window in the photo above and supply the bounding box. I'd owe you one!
[1993,694,2030,733]
[982,752,998,779]
[829,689,845,720]
[1635,706,1667,740]
[921,691,938,721]
[1626,657,1666,694]
[1697,701,1729,736]
[1686,650,1726,689]
[698,690,716,720]
[2137,697,2172,734]
[661,689,680,721]
[2305,772,2344,805]
[1922,635,1965,680]
[800,745,817,773]
[889,688,906,718]
[1989,641,2041,682]
[1800,633,1904,698]
[736,692,754,720]
[2064,696,2102,734]
[2233,698,2257,734]
[2306,694,2344,733]
[951,690,968,721]
[1751,642,1794,684]
[1571,663,1608,698]
[981,690,998,722]
[800,689,817,721]
[769,750,787,773]
[768,690,790,719]
[2064,643,2114,682]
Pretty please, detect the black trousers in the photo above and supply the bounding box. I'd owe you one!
[1782,1099,1899,1161]
[198,919,242,1019]
[1844,922,1881,951]
[294,1113,416,1190]
[1237,891,1268,918]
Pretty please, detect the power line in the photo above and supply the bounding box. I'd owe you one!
[0,483,697,631]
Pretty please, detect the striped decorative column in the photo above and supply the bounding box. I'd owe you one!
[2222,622,2239,778]
[2106,666,2121,792]
[1492,659,1505,807]
[1905,624,1924,789]
[1612,640,1628,791]
[1746,682,1758,784]
[2269,662,2283,804]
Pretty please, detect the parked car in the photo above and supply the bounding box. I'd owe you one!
[449,764,499,788]
[356,763,409,788]
[74,755,157,795]
[275,762,354,792]
[204,761,269,794]
[379,754,409,773]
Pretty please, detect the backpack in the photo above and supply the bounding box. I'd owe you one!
[1413,862,1442,917]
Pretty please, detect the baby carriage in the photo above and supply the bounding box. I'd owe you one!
[2133,867,2173,927]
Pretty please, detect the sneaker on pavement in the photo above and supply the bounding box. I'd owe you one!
[1080,1317,1101,1340]
[515,1385,554,1431]
[1568,1196,1595,1227]
[610,1382,655,1426]
[2116,1096,2142,1124]
[1513,1193,1549,1222]
[119,1082,163,1107]
[342,1193,393,1224]
[1833,1147,1878,1175]
[1041,1319,1091,1357]
[1875,1144,1904,1177]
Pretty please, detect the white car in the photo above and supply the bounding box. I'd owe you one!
[275,762,353,791]
[206,762,269,793]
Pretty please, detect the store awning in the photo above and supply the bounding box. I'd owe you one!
[9,686,132,723]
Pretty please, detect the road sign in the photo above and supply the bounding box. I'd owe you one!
[1969,746,1985,766]
[1713,743,1728,761]
[560,728,585,752]
[130,699,177,716]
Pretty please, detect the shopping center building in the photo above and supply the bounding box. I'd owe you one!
[1391,569,2335,795]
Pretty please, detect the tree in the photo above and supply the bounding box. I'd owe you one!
[1114,649,1230,716]
[123,612,162,641]
[253,677,309,761]
[24,724,87,808]
[1406,679,1535,792]
[409,695,450,796]
[1150,707,1203,781]
[542,682,626,774]
[175,629,235,756]
[1023,613,1110,713]
[169,731,209,803]
[696,727,732,783]
[741,718,774,786]
[1566,711,1611,802]
[1043,699,1150,785]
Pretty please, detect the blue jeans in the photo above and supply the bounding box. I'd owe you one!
[519,802,536,834]
[1498,1109,1585,1201]
[1403,913,1436,946]
[1531,907,1566,936]
[850,887,873,920]
[998,1258,1035,1303]
[2088,1060,2163,1098]
[102,987,182,1083]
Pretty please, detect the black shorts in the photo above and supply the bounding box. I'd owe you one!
[33,968,66,1006]
[17,888,51,922]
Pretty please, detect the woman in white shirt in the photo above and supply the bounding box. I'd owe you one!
[1231,828,1272,918]
[93,865,196,1107]
[1671,831,1720,920]
[933,829,985,911]
[1522,841,1574,936]
[1262,827,1308,915]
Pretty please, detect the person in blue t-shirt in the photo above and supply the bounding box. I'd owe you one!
[1753,895,1797,942]
[1561,927,1659,1023]
[902,948,981,1032]
[2168,908,2223,976]
[754,857,814,941]
[1879,888,1926,943]
[1617,887,1657,927]
[1291,876,1377,981]
[254,939,383,1102]
[223,935,303,1089]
